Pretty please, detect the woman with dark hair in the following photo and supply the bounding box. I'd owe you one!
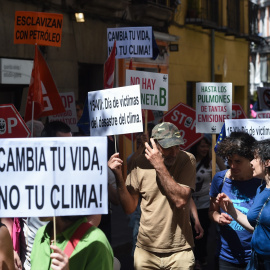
[189,137,225,269]
[209,132,262,270]
[217,139,270,269]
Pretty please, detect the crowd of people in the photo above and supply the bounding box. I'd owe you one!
[1,118,270,270]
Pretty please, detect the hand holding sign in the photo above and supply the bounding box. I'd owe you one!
[108,153,123,179]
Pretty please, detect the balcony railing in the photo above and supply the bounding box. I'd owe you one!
[132,0,177,9]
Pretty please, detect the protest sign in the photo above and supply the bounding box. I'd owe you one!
[0,104,31,138]
[49,92,78,133]
[257,87,270,110]
[14,11,63,47]
[232,104,247,119]
[196,82,232,134]
[126,70,168,111]
[257,111,270,118]
[107,27,152,59]
[163,102,203,150]
[88,85,143,136]
[225,119,270,140]
[0,136,108,217]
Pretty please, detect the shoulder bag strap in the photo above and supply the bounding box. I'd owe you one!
[64,222,92,258]
[255,195,270,229]
[219,170,229,193]
[196,159,204,172]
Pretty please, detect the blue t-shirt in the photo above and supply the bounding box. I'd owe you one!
[247,183,270,256]
[210,170,262,264]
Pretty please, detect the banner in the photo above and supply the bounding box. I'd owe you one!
[126,70,168,111]
[88,85,143,136]
[225,119,270,140]
[107,27,152,59]
[0,137,108,217]
[49,92,78,133]
[14,11,63,47]
[257,111,270,118]
[196,82,232,134]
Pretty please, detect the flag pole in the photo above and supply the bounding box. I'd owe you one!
[53,216,56,245]
[144,110,148,136]
[31,102,34,137]
[212,134,216,179]
[30,44,36,138]
[114,135,117,153]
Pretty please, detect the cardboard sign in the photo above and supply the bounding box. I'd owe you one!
[0,137,108,217]
[225,119,270,140]
[257,87,270,110]
[0,104,31,138]
[196,82,232,134]
[107,27,152,59]
[49,92,78,133]
[14,11,63,47]
[88,85,143,136]
[163,102,203,150]
[126,70,168,111]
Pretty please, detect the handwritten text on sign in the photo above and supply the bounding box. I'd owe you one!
[225,119,270,141]
[88,85,143,136]
[14,11,63,47]
[126,70,168,111]
[196,82,232,134]
[107,27,152,59]
[0,137,108,218]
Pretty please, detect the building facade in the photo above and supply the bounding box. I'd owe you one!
[169,0,259,114]
[0,0,260,165]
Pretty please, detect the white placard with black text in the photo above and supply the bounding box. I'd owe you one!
[88,85,143,136]
[0,137,108,217]
[107,27,152,59]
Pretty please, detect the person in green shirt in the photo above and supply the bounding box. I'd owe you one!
[31,216,114,270]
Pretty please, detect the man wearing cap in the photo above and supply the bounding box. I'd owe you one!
[108,122,196,269]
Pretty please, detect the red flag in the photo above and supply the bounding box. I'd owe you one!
[24,45,44,122]
[104,40,116,89]
[24,45,65,122]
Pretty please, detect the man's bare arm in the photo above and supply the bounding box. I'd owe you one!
[145,139,191,209]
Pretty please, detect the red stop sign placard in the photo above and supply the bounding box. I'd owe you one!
[232,104,247,119]
[164,102,203,150]
[0,104,31,138]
